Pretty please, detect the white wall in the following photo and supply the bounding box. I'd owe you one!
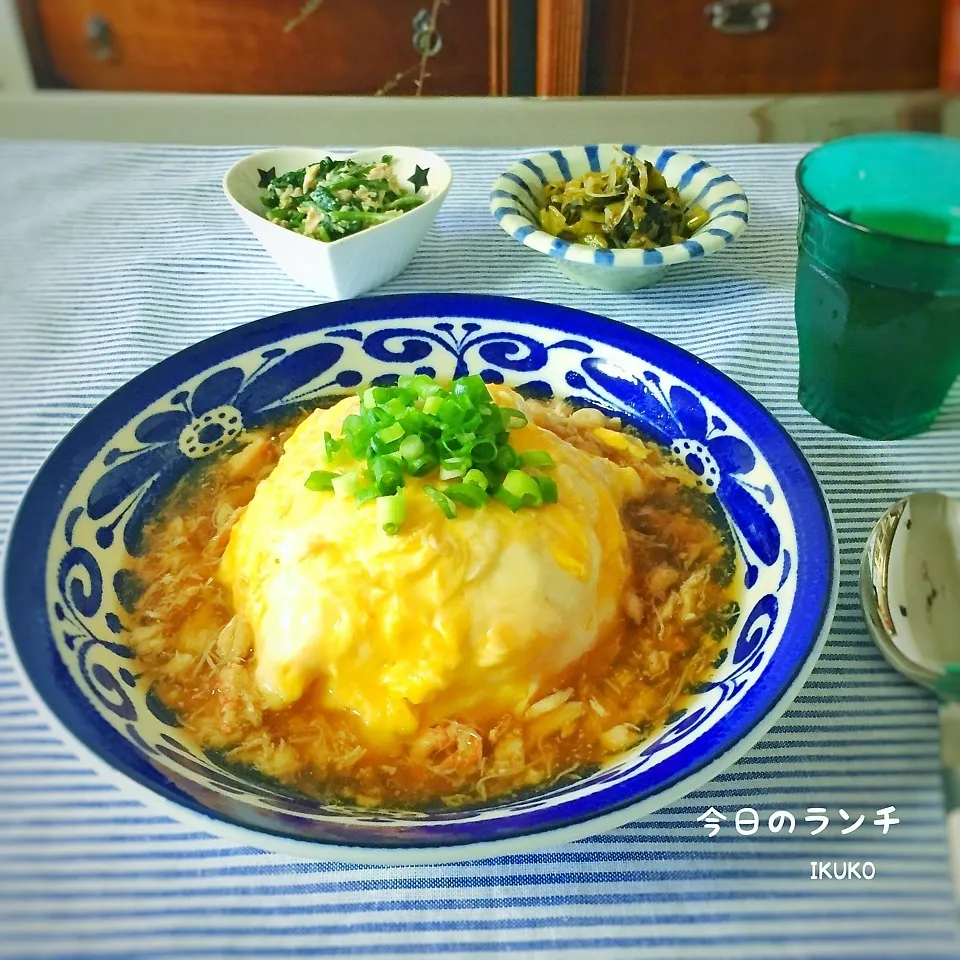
[0,90,950,145]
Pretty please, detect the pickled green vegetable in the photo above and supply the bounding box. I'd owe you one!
[539,151,709,250]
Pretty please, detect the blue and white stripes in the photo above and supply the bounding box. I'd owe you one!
[0,141,959,959]
[490,144,750,268]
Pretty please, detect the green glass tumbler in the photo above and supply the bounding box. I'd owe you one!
[794,133,960,440]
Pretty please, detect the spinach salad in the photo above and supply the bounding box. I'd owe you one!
[259,156,426,242]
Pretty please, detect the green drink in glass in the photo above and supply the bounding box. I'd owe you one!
[794,133,960,440]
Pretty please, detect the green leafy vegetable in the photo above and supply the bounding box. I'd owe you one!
[260,155,426,243]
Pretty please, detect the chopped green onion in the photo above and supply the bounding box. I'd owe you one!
[440,433,475,457]
[535,475,559,504]
[440,456,470,476]
[460,411,483,433]
[464,468,489,489]
[332,471,360,498]
[422,394,444,416]
[341,413,363,436]
[493,487,523,511]
[482,465,505,491]
[502,469,542,507]
[501,408,528,430]
[407,374,434,394]
[368,435,393,456]
[399,410,424,436]
[454,374,490,402]
[495,446,519,472]
[372,456,404,495]
[399,435,425,462]
[377,422,405,444]
[304,470,339,492]
[519,450,555,469]
[445,482,488,509]
[377,491,406,535]
[321,374,562,528]
[407,455,437,476]
[355,485,380,505]
[384,397,408,419]
[470,439,498,463]
[424,485,457,519]
[437,398,464,425]
[323,431,341,463]
[369,406,393,428]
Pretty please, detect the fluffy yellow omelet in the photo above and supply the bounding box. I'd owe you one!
[219,385,641,744]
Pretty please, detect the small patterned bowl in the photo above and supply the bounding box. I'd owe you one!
[3,294,834,865]
[490,145,750,291]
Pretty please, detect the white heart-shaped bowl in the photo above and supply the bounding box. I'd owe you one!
[224,147,452,300]
[490,144,749,291]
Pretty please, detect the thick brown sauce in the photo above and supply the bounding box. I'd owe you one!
[128,399,738,809]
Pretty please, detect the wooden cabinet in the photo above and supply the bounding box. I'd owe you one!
[584,0,942,96]
[538,0,944,96]
[15,0,949,97]
[25,0,493,95]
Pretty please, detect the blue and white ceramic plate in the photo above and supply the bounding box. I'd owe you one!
[3,294,835,864]
[491,145,749,291]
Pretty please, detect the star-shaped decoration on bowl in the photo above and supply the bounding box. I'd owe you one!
[409,165,430,193]
[257,167,276,188]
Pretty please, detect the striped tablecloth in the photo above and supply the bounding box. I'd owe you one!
[1,141,958,960]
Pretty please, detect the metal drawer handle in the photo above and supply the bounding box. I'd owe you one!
[704,1,775,34]
[85,14,116,60]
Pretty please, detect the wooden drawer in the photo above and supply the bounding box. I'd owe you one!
[586,0,942,95]
[32,0,491,95]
